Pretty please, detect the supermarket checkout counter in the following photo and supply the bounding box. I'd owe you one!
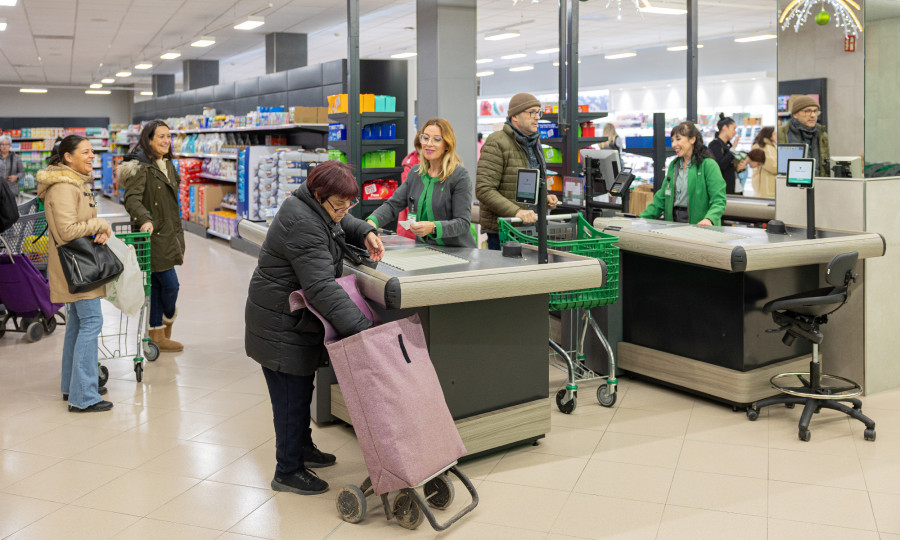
[592,216,885,406]
[238,220,606,455]
[723,195,775,224]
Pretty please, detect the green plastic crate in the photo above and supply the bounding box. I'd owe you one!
[498,213,619,310]
[115,232,151,297]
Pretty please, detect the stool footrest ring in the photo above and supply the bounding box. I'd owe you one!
[770,372,862,399]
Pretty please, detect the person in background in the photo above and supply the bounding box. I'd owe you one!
[778,95,830,177]
[120,120,186,353]
[1,134,25,191]
[367,118,474,247]
[708,113,748,195]
[37,135,113,412]
[751,127,777,198]
[476,132,484,161]
[476,92,558,250]
[245,160,384,496]
[640,121,727,226]
[599,123,623,152]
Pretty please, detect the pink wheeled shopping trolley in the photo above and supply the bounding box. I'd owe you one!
[290,277,478,531]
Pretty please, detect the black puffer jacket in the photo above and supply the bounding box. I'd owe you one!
[245,183,376,376]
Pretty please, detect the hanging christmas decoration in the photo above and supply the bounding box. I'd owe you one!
[779,0,862,38]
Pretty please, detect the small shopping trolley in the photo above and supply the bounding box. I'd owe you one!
[97,222,158,382]
[499,213,620,412]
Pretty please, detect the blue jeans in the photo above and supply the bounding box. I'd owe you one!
[150,268,179,327]
[61,298,103,409]
[262,367,315,476]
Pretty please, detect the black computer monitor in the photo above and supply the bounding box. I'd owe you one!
[777,144,808,175]
[581,148,620,195]
[786,158,816,188]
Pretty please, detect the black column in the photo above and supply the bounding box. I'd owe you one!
[152,74,175,97]
[182,59,219,90]
[686,0,698,123]
[265,32,308,73]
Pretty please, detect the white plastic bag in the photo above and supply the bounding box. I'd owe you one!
[105,235,145,317]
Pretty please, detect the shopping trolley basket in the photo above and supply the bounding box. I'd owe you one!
[499,213,620,412]
[96,221,158,382]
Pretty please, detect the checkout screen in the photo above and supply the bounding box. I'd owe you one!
[516,169,539,203]
[787,160,814,186]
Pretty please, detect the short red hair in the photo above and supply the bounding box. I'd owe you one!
[307,160,359,201]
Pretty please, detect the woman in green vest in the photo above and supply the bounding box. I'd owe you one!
[640,121,727,226]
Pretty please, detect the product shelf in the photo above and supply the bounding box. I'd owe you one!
[328,139,406,154]
[171,123,328,134]
[174,152,238,159]
[206,229,232,241]
[199,173,237,183]
[327,112,404,128]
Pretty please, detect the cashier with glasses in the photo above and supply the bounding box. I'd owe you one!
[778,94,830,177]
[366,117,475,247]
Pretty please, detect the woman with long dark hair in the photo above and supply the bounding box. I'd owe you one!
[37,135,113,412]
[708,113,749,195]
[639,121,727,225]
[751,126,777,197]
[120,120,185,352]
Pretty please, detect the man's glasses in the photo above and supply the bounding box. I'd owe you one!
[524,109,542,119]
[799,108,820,116]
[419,134,443,144]
[326,198,360,213]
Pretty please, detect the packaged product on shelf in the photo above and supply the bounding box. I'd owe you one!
[362,179,399,200]
[538,121,559,139]
[328,149,347,163]
[329,123,347,141]
[542,145,562,164]
[374,95,396,113]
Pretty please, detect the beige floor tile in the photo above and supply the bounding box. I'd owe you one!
[220,372,269,396]
[172,366,251,391]
[676,439,768,479]
[67,402,168,431]
[437,520,548,539]
[851,408,900,435]
[7,400,80,425]
[860,457,900,495]
[882,535,900,540]
[0,417,64,450]
[0,493,63,538]
[667,469,768,516]
[767,407,858,455]
[486,450,588,492]
[854,432,900,461]
[0,393,59,418]
[769,448,867,490]
[125,385,212,410]
[591,431,684,469]
[147,480,273,531]
[686,406,770,447]
[767,518,880,540]
[133,409,229,440]
[859,388,900,411]
[551,406,616,431]
[230,493,345,539]
[3,458,128,503]
[112,518,222,540]
[72,469,200,516]
[309,421,363,454]
[6,504,139,540]
[605,408,691,438]
[515,425,604,459]
[550,492,664,539]
[138,440,249,479]
[177,390,266,417]
[69,429,183,469]
[458,451,504,481]
[870,491,900,534]
[657,505,767,540]
[218,534,270,540]
[574,459,674,504]
[332,437,365,464]
[469,480,569,532]
[767,480,877,530]
[617,381,695,412]
[9,422,122,458]
[205,355,260,374]
[207,444,276,489]
[190,408,276,449]
[0,450,62,489]
[305,460,371,502]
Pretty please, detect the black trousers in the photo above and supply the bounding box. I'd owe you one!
[262,366,315,476]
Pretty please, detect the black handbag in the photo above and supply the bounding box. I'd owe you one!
[50,229,123,294]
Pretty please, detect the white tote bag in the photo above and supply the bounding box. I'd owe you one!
[105,235,145,317]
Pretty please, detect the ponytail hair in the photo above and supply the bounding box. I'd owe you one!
[715,112,735,138]
[670,121,712,167]
[48,135,89,167]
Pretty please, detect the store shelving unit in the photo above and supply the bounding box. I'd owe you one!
[171,123,328,134]
[199,173,237,183]
[540,111,609,187]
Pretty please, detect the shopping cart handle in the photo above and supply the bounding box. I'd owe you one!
[98,213,131,219]
[502,213,576,224]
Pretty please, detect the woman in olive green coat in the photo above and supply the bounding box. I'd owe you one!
[120,120,186,352]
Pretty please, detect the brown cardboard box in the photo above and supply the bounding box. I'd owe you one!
[317,107,330,124]
[290,106,318,124]
[190,184,235,228]
[628,184,655,215]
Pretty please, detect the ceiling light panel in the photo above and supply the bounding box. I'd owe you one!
[191,36,216,47]
[20,88,47,93]
[509,65,534,72]
[135,63,153,70]
[536,48,559,54]
[140,91,154,96]
[101,78,115,84]
[90,83,102,88]
[234,16,265,30]
[85,90,111,95]
[476,58,493,64]
[485,30,520,41]
[501,53,526,60]
[160,51,181,60]
[0,1,17,6]
[116,71,132,77]
[604,52,637,59]
[390,52,417,58]
[735,34,777,43]
[476,70,495,77]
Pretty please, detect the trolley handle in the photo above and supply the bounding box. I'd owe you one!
[502,213,576,224]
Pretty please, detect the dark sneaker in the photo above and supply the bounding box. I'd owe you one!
[68,400,114,413]
[63,386,107,401]
[271,468,329,495]
[303,444,336,468]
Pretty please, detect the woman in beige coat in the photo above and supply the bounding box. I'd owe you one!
[751,127,777,198]
[36,135,114,413]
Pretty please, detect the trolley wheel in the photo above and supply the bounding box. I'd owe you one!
[144,342,160,362]
[392,492,424,530]
[134,363,143,383]
[746,408,759,421]
[25,321,44,342]
[45,316,57,334]
[336,484,367,524]
[555,388,577,414]
[424,474,455,510]
[864,428,876,442]
[597,384,616,407]
[785,403,795,409]
[799,428,811,442]
[98,365,109,387]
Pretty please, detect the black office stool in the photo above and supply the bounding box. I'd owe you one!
[746,252,876,442]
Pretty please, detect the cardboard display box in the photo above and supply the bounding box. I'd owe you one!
[189,184,235,228]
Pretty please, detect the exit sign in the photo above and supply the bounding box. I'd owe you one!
[844,35,856,52]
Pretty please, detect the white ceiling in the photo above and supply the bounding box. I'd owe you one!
[0,0,782,89]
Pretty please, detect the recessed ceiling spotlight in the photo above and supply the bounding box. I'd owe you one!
[90,83,103,89]
[390,52,417,58]
[116,71,132,77]
[485,30,520,41]
[160,51,181,60]
[135,63,153,70]
[101,78,115,84]
[19,88,47,93]
[234,16,264,30]
[501,53,526,60]
[191,36,216,47]
[0,18,7,31]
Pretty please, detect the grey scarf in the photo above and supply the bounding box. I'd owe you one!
[507,120,546,173]
[788,118,821,166]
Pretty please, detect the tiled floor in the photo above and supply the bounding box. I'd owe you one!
[3,203,900,539]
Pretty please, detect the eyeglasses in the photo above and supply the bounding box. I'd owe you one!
[523,109,542,119]
[419,134,443,144]
[799,108,820,116]
[326,198,359,213]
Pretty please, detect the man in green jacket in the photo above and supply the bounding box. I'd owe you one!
[778,94,831,177]
[476,93,558,250]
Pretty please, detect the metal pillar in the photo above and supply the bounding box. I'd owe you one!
[347,0,361,184]
[565,0,580,177]
[686,0,699,123]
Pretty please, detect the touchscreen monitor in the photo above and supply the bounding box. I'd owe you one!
[777,144,807,175]
[515,168,540,204]
[786,158,816,188]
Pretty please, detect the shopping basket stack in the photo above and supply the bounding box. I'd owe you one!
[499,213,620,412]
[96,222,158,382]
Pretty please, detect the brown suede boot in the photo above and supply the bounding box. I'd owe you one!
[162,307,178,339]
[149,327,184,352]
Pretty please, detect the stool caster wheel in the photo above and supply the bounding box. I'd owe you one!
[864,428,876,442]
[785,403,795,409]
[799,429,811,442]
[853,403,862,411]
[814,407,822,414]
[746,408,759,421]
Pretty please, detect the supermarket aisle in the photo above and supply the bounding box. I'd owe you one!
[2,204,900,539]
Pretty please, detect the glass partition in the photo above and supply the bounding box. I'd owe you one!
[865,0,900,172]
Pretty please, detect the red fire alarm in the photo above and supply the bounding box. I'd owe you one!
[844,35,856,52]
